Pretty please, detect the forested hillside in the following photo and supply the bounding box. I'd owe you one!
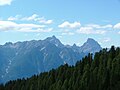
[0,46,120,90]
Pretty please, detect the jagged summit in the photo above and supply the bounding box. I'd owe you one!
[45,35,56,40]
[86,38,99,45]
[52,35,56,38]
[4,42,13,46]
[0,36,102,83]
[73,43,77,47]
[44,35,63,47]
[80,38,102,53]
[87,38,95,41]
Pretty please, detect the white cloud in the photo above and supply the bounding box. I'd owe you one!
[76,27,106,34]
[21,14,39,21]
[86,24,112,29]
[8,15,21,21]
[76,23,113,35]
[8,16,17,21]
[18,28,53,33]
[38,18,53,24]
[8,14,53,24]
[0,0,13,6]
[0,20,52,32]
[103,25,113,28]
[0,20,17,31]
[114,23,120,29]
[58,21,81,28]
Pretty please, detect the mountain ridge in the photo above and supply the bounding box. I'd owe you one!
[0,36,102,83]
[1,36,100,48]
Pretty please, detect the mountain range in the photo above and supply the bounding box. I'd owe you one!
[0,36,102,83]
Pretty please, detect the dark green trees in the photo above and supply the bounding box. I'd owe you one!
[0,46,120,90]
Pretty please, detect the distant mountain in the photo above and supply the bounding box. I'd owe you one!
[0,36,102,83]
[80,38,102,54]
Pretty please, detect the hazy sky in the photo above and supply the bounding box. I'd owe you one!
[0,0,120,47]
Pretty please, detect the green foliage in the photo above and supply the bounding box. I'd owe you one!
[0,46,120,90]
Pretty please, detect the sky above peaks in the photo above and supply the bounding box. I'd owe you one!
[0,0,120,47]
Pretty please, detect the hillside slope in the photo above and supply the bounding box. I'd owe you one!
[0,46,120,90]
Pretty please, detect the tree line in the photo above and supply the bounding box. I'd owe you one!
[0,46,120,90]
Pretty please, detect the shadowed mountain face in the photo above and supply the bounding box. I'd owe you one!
[0,36,102,83]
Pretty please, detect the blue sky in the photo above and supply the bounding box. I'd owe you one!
[0,0,120,47]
